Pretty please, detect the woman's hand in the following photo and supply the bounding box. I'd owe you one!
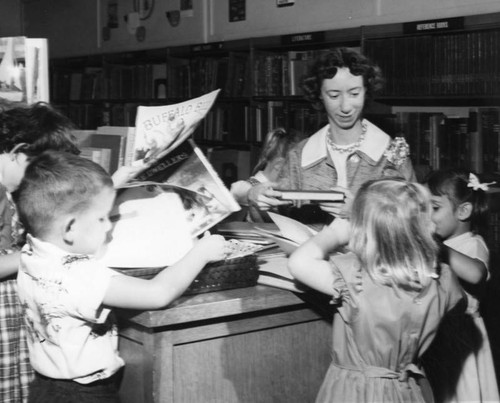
[318,187,353,219]
[247,182,291,211]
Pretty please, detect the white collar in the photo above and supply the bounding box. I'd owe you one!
[301,120,391,168]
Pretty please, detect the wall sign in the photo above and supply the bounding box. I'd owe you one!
[403,17,464,34]
[277,0,295,7]
[191,42,224,52]
[281,31,325,46]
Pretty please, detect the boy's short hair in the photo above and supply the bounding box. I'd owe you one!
[15,151,114,238]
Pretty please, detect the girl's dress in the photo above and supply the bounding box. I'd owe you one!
[316,252,464,403]
[0,187,32,403]
[424,232,499,402]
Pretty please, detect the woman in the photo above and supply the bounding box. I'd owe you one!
[246,47,415,224]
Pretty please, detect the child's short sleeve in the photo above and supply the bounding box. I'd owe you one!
[438,264,466,312]
[64,259,123,323]
[329,252,362,322]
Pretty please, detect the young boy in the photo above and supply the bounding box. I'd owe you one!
[14,151,227,402]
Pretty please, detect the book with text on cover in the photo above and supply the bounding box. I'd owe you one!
[0,36,49,104]
[132,89,221,171]
[276,189,345,202]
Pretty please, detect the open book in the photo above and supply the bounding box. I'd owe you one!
[100,98,241,268]
[255,212,317,255]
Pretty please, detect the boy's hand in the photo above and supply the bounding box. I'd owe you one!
[195,232,227,263]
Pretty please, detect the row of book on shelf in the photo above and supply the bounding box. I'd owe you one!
[364,28,500,97]
[391,107,500,176]
[50,48,333,102]
[57,98,326,140]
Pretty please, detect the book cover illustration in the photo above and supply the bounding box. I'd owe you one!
[132,89,221,169]
[0,37,48,104]
[100,138,242,267]
[0,37,26,102]
[128,137,241,238]
[99,189,194,268]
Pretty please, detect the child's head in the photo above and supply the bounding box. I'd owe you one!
[0,102,80,192]
[425,169,489,240]
[252,128,294,180]
[15,151,115,255]
[0,101,80,156]
[349,178,438,290]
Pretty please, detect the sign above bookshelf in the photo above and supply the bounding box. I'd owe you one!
[402,16,465,35]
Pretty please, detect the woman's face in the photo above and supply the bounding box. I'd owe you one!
[320,67,366,131]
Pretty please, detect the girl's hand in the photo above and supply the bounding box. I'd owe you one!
[195,232,227,263]
[318,187,353,219]
[248,182,291,211]
[111,165,144,188]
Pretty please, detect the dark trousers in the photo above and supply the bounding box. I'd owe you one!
[28,372,121,403]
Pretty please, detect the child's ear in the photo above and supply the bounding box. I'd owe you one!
[457,202,473,221]
[62,217,76,246]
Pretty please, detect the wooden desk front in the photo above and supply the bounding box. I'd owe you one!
[117,285,332,403]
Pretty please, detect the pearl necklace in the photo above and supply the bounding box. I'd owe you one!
[326,122,367,154]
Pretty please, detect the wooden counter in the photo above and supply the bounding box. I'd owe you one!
[117,284,332,403]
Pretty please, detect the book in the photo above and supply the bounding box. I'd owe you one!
[257,253,306,293]
[99,189,195,268]
[100,137,242,268]
[79,146,112,172]
[275,189,345,202]
[132,89,221,170]
[0,36,49,104]
[96,125,135,168]
[254,212,317,255]
[131,137,241,237]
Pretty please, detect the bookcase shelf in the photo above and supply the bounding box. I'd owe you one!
[49,10,500,255]
[49,12,499,166]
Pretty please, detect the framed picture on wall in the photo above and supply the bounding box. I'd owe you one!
[229,0,245,22]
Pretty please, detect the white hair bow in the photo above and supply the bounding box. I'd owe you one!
[467,173,496,191]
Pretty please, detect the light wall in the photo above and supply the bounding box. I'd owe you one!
[0,0,22,37]
[7,0,500,57]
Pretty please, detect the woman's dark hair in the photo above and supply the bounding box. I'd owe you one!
[425,168,490,238]
[252,128,296,175]
[0,101,80,156]
[301,47,385,111]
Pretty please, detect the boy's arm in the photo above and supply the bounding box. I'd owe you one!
[103,234,226,310]
[288,218,350,295]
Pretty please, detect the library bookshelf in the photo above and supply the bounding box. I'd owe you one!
[50,11,500,199]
